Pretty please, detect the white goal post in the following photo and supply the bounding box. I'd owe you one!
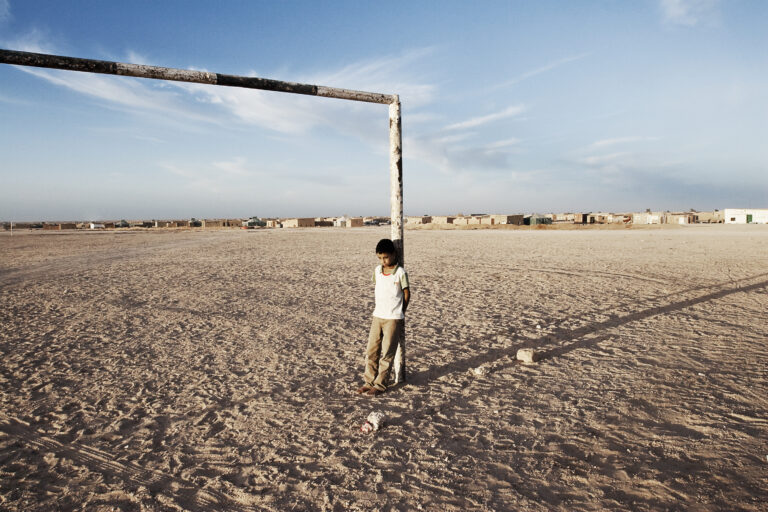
[0,48,407,384]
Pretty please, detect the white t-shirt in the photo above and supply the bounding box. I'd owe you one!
[372,264,409,320]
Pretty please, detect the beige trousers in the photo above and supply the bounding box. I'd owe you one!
[364,317,404,391]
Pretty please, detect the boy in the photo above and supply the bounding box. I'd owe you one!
[356,238,410,396]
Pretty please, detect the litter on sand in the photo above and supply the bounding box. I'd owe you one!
[361,411,386,433]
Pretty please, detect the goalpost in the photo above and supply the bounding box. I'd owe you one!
[0,48,407,384]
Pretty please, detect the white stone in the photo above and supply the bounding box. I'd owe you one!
[516,348,538,363]
[366,411,386,431]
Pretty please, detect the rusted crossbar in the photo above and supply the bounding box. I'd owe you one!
[0,49,397,104]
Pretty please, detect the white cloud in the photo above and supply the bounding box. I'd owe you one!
[660,0,719,26]
[485,137,521,150]
[434,133,474,145]
[407,132,520,175]
[2,28,54,53]
[175,48,437,136]
[580,152,630,166]
[495,53,590,90]
[5,36,435,141]
[591,136,659,148]
[16,66,218,128]
[310,47,437,108]
[212,157,251,176]
[445,104,526,131]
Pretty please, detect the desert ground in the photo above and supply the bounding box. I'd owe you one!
[0,225,766,511]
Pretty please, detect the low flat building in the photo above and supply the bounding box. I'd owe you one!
[573,213,590,224]
[696,211,724,223]
[664,212,697,225]
[490,214,524,225]
[202,219,225,228]
[526,214,552,225]
[283,218,315,228]
[406,216,432,224]
[724,208,768,224]
[346,217,364,227]
[633,212,663,225]
[43,223,77,230]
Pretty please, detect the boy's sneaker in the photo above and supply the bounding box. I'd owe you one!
[356,385,371,394]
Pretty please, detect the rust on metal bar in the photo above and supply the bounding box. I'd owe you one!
[0,49,397,104]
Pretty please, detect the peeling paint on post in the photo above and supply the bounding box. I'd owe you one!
[389,97,406,384]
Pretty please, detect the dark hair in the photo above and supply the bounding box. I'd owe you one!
[375,238,396,255]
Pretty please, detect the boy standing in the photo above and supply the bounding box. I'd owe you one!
[357,239,410,396]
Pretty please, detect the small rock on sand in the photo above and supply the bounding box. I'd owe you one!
[516,348,539,363]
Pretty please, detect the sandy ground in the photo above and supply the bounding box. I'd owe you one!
[0,225,767,511]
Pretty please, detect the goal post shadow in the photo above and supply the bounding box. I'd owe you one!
[0,48,407,383]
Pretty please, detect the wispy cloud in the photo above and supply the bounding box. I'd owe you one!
[5,36,436,143]
[310,47,437,108]
[445,104,526,131]
[493,53,590,91]
[580,152,631,166]
[591,136,659,148]
[659,0,720,26]
[17,66,219,128]
[407,132,521,175]
[485,137,521,150]
[0,91,31,106]
[212,157,252,176]
[2,28,54,53]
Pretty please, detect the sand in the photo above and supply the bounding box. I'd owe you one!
[1,225,766,511]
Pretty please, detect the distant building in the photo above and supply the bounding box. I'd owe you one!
[607,213,632,224]
[696,211,723,223]
[406,216,432,224]
[431,216,456,224]
[283,218,315,228]
[724,208,768,224]
[633,212,663,225]
[588,213,609,224]
[551,213,575,223]
[43,223,77,230]
[525,214,552,225]
[202,219,225,228]
[664,212,698,225]
[89,222,106,229]
[490,214,524,225]
[573,213,590,224]
[242,217,266,228]
[346,217,364,228]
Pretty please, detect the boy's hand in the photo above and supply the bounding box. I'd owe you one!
[402,287,410,314]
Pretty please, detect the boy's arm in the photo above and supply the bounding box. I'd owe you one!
[402,287,410,314]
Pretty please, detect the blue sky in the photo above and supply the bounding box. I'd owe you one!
[1,0,766,221]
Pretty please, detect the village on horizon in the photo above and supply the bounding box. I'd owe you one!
[3,208,767,231]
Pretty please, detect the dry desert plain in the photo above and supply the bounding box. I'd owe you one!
[0,225,767,511]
